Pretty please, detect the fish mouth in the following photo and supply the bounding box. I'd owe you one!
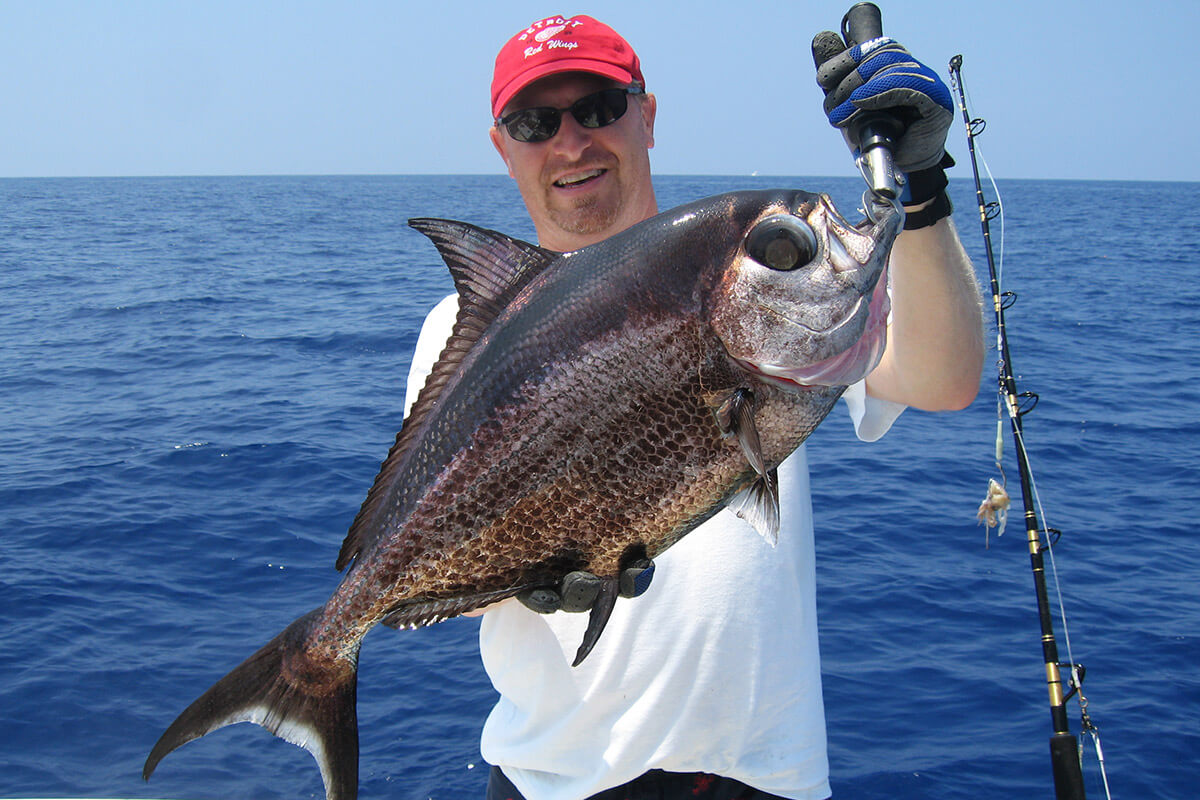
[741,263,891,389]
[816,192,903,250]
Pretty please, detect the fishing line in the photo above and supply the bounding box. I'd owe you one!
[949,55,1112,800]
[960,75,1007,289]
[1008,404,1113,799]
[951,104,1085,681]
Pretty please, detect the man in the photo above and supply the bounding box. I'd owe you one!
[404,14,983,800]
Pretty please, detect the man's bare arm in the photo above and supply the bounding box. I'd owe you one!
[866,206,984,411]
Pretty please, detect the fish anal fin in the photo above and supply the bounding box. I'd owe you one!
[572,578,620,667]
[380,587,526,629]
[144,608,360,800]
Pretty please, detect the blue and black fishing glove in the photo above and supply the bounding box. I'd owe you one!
[812,30,955,212]
[518,559,655,614]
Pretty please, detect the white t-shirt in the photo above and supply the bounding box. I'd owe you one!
[404,294,905,800]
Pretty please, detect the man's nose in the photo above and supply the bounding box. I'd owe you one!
[551,113,594,159]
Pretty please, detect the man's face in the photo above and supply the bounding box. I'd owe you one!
[490,72,658,252]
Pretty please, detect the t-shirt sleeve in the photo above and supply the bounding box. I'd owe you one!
[842,379,906,442]
[842,270,907,442]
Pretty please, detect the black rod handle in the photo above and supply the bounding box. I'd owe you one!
[1050,733,1087,800]
[841,2,900,200]
[842,1,883,43]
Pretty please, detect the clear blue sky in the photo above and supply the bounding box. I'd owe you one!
[2,0,1194,180]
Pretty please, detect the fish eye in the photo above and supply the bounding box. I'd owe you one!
[745,215,818,271]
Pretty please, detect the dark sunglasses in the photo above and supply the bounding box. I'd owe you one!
[496,86,644,143]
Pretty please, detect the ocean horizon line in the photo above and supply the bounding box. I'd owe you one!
[2,172,1195,184]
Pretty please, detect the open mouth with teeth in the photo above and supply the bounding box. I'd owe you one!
[554,169,605,188]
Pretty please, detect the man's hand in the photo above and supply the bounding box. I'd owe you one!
[518,559,655,614]
[811,32,953,174]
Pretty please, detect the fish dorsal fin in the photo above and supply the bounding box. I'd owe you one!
[400,218,558,456]
[719,389,781,546]
[408,217,558,329]
[335,220,557,572]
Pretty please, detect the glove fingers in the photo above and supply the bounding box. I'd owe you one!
[517,586,562,614]
[820,76,868,118]
[560,571,602,612]
[856,40,912,69]
[811,29,846,71]
[822,40,912,117]
[518,559,656,615]
[830,55,954,139]
[850,62,953,114]
[851,86,942,116]
[816,47,859,95]
[618,559,655,598]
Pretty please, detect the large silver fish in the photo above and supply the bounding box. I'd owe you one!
[144,189,900,799]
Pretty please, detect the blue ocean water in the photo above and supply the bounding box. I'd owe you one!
[1,174,1196,800]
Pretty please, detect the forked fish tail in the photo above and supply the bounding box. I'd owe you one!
[143,608,361,800]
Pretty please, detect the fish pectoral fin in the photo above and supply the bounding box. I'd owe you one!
[729,469,781,547]
[717,388,780,545]
[380,587,526,629]
[571,578,620,667]
[718,388,767,475]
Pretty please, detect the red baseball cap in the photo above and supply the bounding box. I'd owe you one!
[491,15,644,119]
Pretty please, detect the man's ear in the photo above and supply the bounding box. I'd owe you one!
[489,126,516,178]
[640,93,657,150]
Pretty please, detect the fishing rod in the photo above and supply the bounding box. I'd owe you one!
[833,6,1109,794]
[948,55,1109,800]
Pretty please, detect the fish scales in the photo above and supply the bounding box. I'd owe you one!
[144,189,901,800]
[333,222,732,613]
[328,282,721,626]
